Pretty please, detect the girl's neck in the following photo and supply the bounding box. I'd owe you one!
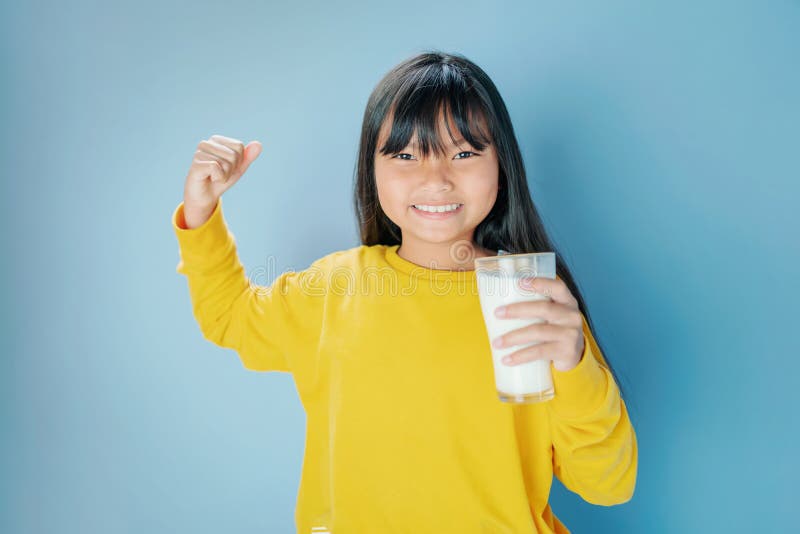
[396,239,497,272]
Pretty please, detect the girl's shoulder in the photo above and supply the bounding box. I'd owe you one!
[310,244,391,272]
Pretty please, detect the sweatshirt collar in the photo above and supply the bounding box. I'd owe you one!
[384,244,478,282]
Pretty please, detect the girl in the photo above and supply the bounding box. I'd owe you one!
[173,50,637,534]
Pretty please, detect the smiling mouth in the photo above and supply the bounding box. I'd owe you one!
[410,203,464,218]
[411,203,463,213]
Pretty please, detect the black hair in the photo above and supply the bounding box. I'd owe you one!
[353,50,630,403]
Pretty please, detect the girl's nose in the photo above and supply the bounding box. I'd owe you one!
[420,165,454,192]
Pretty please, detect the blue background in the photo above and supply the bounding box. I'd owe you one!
[2,1,798,532]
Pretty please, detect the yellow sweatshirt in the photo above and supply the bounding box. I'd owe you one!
[172,198,638,534]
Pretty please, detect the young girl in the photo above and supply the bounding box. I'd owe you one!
[172,51,637,534]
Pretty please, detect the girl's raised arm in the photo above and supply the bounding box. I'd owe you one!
[172,135,328,374]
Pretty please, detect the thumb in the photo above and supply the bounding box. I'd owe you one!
[245,140,262,164]
[236,141,262,176]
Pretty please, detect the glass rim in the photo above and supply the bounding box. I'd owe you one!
[474,251,555,265]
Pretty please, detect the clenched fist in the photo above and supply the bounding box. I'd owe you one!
[182,134,262,228]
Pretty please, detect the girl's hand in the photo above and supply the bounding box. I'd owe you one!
[182,134,262,228]
[491,276,585,372]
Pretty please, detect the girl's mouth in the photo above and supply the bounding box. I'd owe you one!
[410,203,464,219]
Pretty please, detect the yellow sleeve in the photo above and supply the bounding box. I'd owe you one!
[171,198,327,373]
[546,313,639,505]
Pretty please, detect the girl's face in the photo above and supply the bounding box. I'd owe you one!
[374,110,500,261]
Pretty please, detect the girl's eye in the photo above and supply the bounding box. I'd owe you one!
[391,151,479,161]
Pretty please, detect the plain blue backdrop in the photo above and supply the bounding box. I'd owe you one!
[2,1,798,532]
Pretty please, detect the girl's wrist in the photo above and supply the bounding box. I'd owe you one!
[182,200,217,229]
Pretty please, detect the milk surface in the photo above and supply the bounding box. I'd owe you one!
[476,270,555,402]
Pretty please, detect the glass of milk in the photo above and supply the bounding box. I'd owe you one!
[475,251,557,404]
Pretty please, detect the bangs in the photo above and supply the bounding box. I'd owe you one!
[376,63,494,159]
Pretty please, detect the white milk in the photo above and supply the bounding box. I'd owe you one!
[475,253,556,403]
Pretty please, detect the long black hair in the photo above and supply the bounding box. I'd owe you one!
[353,50,629,402]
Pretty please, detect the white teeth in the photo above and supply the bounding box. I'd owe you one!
[413,203,462,213]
